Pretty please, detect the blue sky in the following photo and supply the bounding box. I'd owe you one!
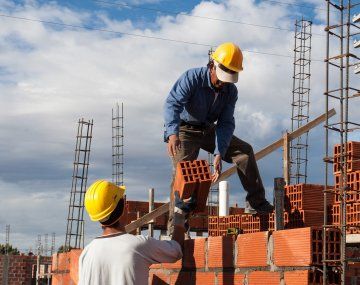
[0,0,359,253]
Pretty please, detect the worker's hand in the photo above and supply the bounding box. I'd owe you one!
[167,134,181,157]
[212,154,222,183]
[174,191,197,215]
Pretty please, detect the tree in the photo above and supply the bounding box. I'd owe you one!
[0,244,20,255]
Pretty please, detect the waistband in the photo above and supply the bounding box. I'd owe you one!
[180,120,211,130]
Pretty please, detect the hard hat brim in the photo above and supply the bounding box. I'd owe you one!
[214,60,239,83]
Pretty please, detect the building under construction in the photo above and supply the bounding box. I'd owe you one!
[1,1,360,285]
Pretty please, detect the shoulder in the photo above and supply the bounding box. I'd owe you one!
[227,84,238,99]
[180,67,207,82]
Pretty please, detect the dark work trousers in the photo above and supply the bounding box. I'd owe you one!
[167,123,266,235]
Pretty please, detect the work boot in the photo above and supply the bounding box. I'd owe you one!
[252,200,274,215]
[244,200,257,214]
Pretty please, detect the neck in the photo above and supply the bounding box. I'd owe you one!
[102,222,126,236]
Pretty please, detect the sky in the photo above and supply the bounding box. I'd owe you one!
[0,0,359,253]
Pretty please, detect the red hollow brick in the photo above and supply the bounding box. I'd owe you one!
[273,227,340,266]
[182,238,206,268]
[273,227,313,266]
[195,272,216,284]
[236,231,268,267]
[207,236,234,268]
[217,272,245,285]
[170,271,191,285]
[248,271,280,285]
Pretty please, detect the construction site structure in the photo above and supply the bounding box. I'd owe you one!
[323,1,360,284]
[51,232,55,256]
[65,119,93,251]
[44,234,48,257]
[290,18,312,185]
[5,224,10,255]
[112,103,124,187]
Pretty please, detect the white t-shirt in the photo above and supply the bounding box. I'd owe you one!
[78,233,182,285]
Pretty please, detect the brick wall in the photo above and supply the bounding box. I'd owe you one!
[0,254,51,285]
[51,249,82,285]
[149,227,359,285]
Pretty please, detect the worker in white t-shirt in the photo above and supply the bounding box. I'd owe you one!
[78,180,196,285]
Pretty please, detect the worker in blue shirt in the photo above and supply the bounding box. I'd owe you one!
[164,42,274,217]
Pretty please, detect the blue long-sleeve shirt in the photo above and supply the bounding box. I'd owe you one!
[164,67,238,157]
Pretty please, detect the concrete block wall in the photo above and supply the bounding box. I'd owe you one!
[0,254,51,285]
[149,227,358,285]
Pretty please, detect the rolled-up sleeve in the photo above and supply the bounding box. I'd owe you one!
[164,70,195,141]
[142,237,182,264]
[215,89,238,157]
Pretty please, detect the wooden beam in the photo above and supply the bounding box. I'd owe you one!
[125,203,169,233]
[215,108,336,183]
[125,108,336,233]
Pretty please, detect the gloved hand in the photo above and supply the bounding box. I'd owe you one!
[172,191,197,231]
[174,191,197,215]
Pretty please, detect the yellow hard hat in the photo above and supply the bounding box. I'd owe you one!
[211,42,243,83]
[85,180,126,222]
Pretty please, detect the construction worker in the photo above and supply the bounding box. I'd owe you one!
[78,180,196,285]
[164,42,274,215]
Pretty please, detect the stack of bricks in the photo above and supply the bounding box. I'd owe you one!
[331,141,360,234]
[150,227,344,285]
[0,254,51,285]
[208,183,328,235]
[52,249,82,285]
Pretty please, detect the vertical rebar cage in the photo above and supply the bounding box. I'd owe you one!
[112,103,124,187]
[323,1,360,284]
[51,233,55,256]
[65,119,93,250]
[290,18,312,184]
[5,225,10,255]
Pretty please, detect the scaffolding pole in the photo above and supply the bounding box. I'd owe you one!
[323,1,360,284]
[290,18,312,184]
[65,119,93,250]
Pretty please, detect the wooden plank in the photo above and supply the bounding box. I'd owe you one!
[125,108,336,233]
[215,108,336,183]
[283,132,290,185]
[125,202,169,233]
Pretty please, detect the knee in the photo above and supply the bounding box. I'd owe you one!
[238,141,254,155]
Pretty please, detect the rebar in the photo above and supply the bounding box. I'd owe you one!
[290,18,312,184]
[65,119,93,250]
[112,103,124,187]
[323,1,360,284]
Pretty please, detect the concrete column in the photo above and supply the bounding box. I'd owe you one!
[274,178,285,231]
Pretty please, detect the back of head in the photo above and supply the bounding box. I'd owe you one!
[85,180,126,226]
